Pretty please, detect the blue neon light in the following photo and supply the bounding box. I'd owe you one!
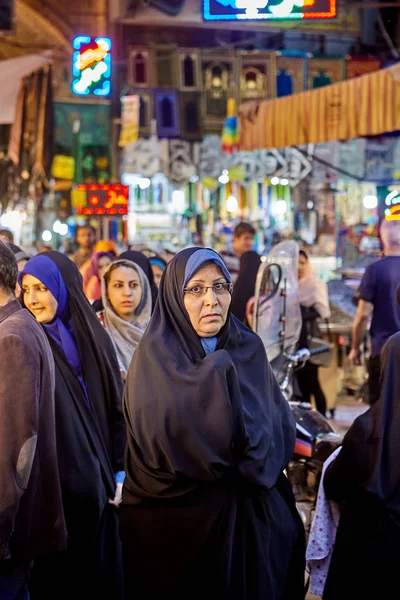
[73,35,91,50]
[72,35,112,97]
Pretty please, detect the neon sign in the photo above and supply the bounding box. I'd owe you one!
[203,0,337,20]
[74,184,129,216]
[72,36,111,97]
[385,189,400,221]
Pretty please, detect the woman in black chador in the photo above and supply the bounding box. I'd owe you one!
[323,330,400,600]
[121,247,305,600]
[19,252,125,600]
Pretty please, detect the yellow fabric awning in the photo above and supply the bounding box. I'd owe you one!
[239,63,400,151]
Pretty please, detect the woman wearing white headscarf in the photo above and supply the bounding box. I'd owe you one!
[296,250,331,416]
[98,259,152,380]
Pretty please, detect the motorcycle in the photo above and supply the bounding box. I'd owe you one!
[253,241,342,535]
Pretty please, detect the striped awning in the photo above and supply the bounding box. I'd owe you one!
[239,63,400,151]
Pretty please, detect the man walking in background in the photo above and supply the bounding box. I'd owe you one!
[221,221,257,284]
[350,220,400,404]
[71,225,95,269]
[0,241,66,599]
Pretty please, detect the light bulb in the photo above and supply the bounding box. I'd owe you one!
[362,195,378,209]
[226,195,238,213]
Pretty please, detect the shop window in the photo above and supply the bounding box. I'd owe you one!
[154,89,179,137]
[183,55,195,88]
[134,53,147,85]
[185,102,198,132]
[139,97,147,128]
[161,97,173,128]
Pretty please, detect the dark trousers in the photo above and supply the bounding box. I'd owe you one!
[296,363,327,416]
[367,355,381,405]
[0,561,30,600]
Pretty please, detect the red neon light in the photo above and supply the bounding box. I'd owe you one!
[78,46,107,71]
[303,0,336,18]
[74,184,129,216]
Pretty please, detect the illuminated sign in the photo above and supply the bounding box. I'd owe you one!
[385,189,400,221]
[203,0,336,21]
[73,184,129,216]
[72,36,111,97]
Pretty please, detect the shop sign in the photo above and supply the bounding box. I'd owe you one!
[282,147,312,187]
[364,138,396,183]
[52,155,75,181]
[72,184,129,216]
[203,0,337,22]
[119,96,139,147]
[384,188,400,221]
[72,36,112,97]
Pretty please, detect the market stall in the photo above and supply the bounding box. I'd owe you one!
[239,62,400,151]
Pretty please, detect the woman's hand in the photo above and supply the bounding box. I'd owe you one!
[109,482,123,507]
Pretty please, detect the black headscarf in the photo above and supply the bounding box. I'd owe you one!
[20,251,125,486]
[123,247,296,503]
[230,250,261,322]
[325,330,400,512]
[119,250,158,308]
[322,332,400,600]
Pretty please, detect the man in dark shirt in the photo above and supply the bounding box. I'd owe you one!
[220,222,257,284]
[350,220,400,404]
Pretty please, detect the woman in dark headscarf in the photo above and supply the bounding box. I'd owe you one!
[119,250,158,308]
[19,252,125,600]
[230,250,261,323]
[322,331,400,600]
[120,247,304,600]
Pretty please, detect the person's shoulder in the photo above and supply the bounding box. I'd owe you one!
[383,330,400,354]
[231,314,264,351]
[1,308,48,349]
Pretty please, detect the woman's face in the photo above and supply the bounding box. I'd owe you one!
[98,255,112,279]
[183,263,231,338]
[151,264,164,289]
[107,266,142,322]
[298,254,308,279]
[22,274,58,324]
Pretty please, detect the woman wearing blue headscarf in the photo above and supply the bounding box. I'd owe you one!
[121,247,305,600]
[19,251,125,600]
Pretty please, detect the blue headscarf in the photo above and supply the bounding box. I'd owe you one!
[183,249,232,356]
[19,255,83,380]
[149,256,167,272]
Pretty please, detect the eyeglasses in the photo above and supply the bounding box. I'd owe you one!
[183,282,233,297]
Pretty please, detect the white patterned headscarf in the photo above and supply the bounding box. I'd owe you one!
[102,259,152,379]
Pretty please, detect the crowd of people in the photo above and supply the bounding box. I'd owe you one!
[1,219,400,600]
